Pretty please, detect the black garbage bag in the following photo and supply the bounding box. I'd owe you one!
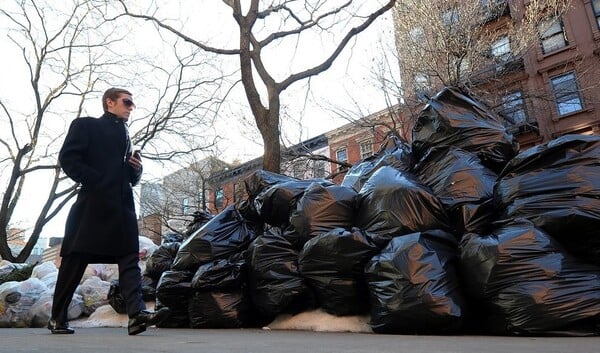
[246,227,314,318]
[288,183,356,249]
[298,227,379,316]
[155,270,194,328]
[495,134,600,266]
[244,169,297,198]
[108,277,155,313]
[172,205,257,272]
[365,229,465,334]
[254,179,334,227]
[141,275,157,302]
[342,135,414,192]
[355,166,452,248]
[107,279,127,314]
[412,146,497,235]
[240,171,297,224]
[144,242,181,280]
[162,232,184,244]
[459,219,600,335]
[191,253,247,290]
[188,290,251,328]
[411,87,518,173]
[188,254,250,328]
[183,210,214,237]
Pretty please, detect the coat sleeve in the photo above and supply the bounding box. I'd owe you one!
[130,164,142,186]
[59,118,102,187]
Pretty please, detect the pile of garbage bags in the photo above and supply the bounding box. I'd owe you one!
[0,236,159,328]
[141,87,600,335]
[3,87,600,336]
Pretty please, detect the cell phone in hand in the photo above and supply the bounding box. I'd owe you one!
[132,146,142,159]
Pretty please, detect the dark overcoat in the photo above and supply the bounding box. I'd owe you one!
[59,112,142,259]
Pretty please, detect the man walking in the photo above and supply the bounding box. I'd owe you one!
[49,88,170,335]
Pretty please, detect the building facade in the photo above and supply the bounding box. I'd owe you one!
[326,106,403,184]
[394,0,600,150]
[205,134,331,214]
[138,157,229,238]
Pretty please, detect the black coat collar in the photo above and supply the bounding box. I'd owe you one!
[101,112,126,124]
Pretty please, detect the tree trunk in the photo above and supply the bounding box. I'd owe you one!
[261,107,281,173]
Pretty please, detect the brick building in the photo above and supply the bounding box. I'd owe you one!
[205,133,331,214]
[138,157,229,238]
[394,0,600,150]
[326,106,403,184]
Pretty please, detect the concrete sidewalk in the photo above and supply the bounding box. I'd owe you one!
[1,328,598,353]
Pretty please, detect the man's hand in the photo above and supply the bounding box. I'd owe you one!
[128,151,142,170]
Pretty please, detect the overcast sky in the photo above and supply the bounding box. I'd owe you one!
[0,1,399,241]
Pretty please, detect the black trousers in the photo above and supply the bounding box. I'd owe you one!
[51,252,146,323]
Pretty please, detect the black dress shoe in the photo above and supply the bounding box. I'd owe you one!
[47,319,75,334]
[128,307,171,335]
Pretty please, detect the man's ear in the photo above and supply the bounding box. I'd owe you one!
[106,98,115,109]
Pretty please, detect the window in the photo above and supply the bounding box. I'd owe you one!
[538,17,568,54]
[336,148,348,163]
[442,8,459,27]
[414,73,429,88]
[182,197,190,215]
[500,91,527,125]
[413,73,430,101]
[550,72,583,116]
[359,141,373,159]
[480,0,498,7]
[480,0,507,14]
[491,36,511,60]
[593,0,600,29]
[292,161,305,179]
[214,187,224,209]
[336,148,348,172]
[451,57,470,80]
[313,160,326,178]
[409,27,425,43]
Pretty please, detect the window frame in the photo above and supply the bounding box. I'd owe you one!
[359,140,374,159]
[413,72,430,101]
[442,8,459,27]
[491,36,511,60]
[291,160,306,179]
[550,71,584,117]
[313,160,326,178]
[335,147,348,172]
[537,17,568,54]
[182,197,190,215]
[336,148,348,163]
[214,187,224,209]
[500,91,527,125]
[409,26,425,43]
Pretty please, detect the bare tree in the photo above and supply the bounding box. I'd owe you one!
[0,0,119,262]
[117,0,397,173]
[0,0,225,262]
[139,156,228,237]
[393,0,572,131]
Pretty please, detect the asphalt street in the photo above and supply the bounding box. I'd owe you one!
[1,328,599,353]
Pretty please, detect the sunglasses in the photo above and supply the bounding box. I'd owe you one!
[122,98,136,108]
